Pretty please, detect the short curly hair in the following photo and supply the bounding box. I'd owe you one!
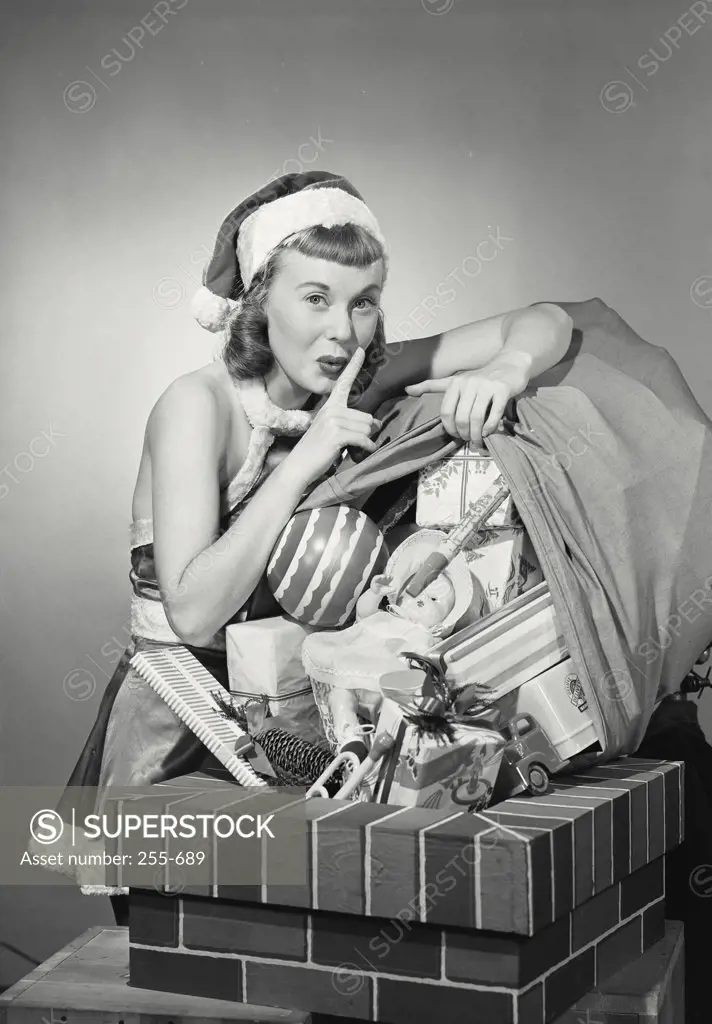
[221,223,387,404]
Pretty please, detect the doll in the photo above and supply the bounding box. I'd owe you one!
[302,529,481,751]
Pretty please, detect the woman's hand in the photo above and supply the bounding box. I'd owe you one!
[290,347,381,485]
[404,357,529,444]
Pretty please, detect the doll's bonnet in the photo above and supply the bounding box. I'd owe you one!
[386,529,474,637]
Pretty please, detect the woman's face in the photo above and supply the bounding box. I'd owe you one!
[264,248,385,399]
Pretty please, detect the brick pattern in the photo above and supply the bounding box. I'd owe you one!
[118,758,682,937]
[129,858,667,1023]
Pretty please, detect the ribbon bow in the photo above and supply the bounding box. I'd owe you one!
[400,690,503,747]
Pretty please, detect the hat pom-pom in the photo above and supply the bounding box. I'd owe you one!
[191,286,238,333]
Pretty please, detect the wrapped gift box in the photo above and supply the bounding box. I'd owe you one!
[125,758,682,1022]
[226,616,324,738]
[416,445,519,529]
[371,697,506,811]
[462,526,544,613]
[416,446,544,612]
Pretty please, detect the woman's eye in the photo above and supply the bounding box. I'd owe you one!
[353,297,377,310]
[306,294,327,306]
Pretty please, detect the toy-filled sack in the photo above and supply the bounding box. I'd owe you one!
[295,299,712,757]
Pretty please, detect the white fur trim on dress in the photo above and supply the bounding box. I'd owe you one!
[225,379,314,511]
[234,375,314,435]
[237,187,388,289]
[80,883,128,896]
[191,285,238,333]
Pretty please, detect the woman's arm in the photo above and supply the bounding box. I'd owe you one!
[372,303,573,401]
[148,379,312,647]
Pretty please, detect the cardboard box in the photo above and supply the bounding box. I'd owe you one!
[371,697,505,811]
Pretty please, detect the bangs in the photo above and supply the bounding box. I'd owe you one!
[283,222,385,269]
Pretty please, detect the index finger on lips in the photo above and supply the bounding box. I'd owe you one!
[324,346,366,407]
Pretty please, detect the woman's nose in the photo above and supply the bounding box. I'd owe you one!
[327,307,353,342]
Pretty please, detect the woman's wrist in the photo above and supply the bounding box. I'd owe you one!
[486,348,533,380]
[277,446,317,493]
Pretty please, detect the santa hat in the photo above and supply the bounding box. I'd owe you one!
[191,170,388,332]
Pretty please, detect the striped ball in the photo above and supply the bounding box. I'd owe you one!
[266,505,389,628]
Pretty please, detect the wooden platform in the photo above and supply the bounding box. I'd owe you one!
[0,927,310,1024]
[0,922,683,1024]
[554,919,684,1023]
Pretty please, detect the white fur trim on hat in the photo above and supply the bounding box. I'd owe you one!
[190,285,239,333]
[237,187,388,289]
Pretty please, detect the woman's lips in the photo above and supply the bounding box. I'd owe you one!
[317,357,348,377]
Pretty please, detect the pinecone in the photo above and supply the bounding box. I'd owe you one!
[255,727,345,795]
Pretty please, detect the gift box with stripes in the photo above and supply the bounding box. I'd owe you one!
[428,581,568,695]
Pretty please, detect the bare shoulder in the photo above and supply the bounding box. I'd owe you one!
[146,366,229,453]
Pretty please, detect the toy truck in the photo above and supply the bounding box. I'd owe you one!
[496,711,563,796]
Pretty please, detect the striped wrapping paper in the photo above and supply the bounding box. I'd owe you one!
[429,581,569,695]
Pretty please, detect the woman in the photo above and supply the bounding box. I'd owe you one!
[51,170,572,921]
